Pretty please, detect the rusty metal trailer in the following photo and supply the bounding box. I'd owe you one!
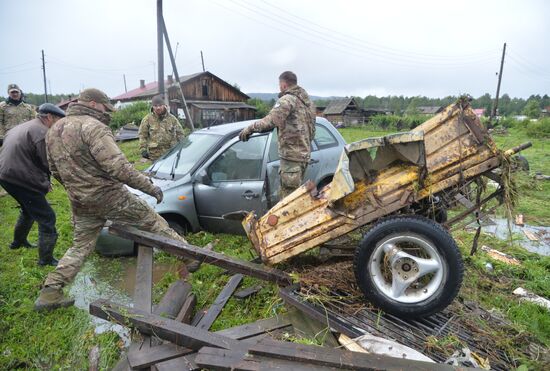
[243,97,530,317]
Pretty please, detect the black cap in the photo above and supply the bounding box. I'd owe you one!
[38,103,66,118]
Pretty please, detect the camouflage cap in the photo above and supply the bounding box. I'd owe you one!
[7,83,21,93]
[79,88,116,112]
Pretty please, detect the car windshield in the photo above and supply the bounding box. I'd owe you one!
[148,132,221,179]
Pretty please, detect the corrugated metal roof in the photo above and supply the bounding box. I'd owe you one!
[112,72,208,101]
[323,97,357,115]
[417,106,443,114]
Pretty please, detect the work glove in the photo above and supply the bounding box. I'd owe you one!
[151,186,163,204]
[239,127,253,142]
[141,150,150,159]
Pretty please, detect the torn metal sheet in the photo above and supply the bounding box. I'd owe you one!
[328,131,425,202]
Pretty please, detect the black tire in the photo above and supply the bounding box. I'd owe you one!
[353,215,463,318]
[166,219,188,236]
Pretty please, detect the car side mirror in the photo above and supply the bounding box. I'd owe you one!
[195,169,211,185]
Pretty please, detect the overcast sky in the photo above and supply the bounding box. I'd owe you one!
[1,0,548,99]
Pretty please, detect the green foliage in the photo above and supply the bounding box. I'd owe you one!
[109,102,150,130]
[247,98,273,118]
[367,114,427,131]
[522,99,541,119]
[525,117,550,138]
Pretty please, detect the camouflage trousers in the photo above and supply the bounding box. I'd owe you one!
[279,158,307,199]
[44,190,186,288]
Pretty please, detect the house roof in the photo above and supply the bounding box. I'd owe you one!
[473,108,486,116]
[323,97,358,115]
[112,71,249,102]
[417,106,443,114]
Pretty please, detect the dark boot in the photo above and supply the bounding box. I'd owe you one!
[38,233,59,267]
[34,286,74,311]
[9,213,36,249]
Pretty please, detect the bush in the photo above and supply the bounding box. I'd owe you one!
[368,114,428,131]
[109,102,150,130]
[525,118,550,138]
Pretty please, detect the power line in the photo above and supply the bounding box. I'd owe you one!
[212,0,498,69]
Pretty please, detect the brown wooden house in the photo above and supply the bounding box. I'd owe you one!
[320,97,385,126]
[112,71,256,127]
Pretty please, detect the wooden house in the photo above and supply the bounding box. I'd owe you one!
[320,97,385,126]
[112,71,256,127]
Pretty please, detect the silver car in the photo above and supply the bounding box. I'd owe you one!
[96,118,346,255]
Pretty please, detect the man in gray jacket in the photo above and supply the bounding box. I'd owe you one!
[0,103,65,266]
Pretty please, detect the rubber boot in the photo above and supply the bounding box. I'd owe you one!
[34,286,75,311]
[9,212,36,249]
[38,233,59,267]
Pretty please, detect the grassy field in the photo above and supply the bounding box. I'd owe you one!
[0,125,548,369]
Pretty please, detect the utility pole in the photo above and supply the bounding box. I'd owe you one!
[200,51,205,72]
[157,0,165,100]
[162,15,194,130]
[41,50,48,103]
[123,74,128,93]
[491,42,506,121]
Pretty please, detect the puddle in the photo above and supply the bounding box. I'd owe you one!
[470,218,550,256]
[69,255,183,345]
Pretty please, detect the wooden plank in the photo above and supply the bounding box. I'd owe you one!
[154,317,292,370]
[234,285,262,300]
[111,246,154,371]
[195,347,341,371]
[196,274,243,331]
[154,353,199,371]
[127,343,192,369]
[109,225,291,285]
[153,280,192,320]
[215,316,292,340]
[89,299,240,351]
[248,342,460,371]
[175,293,196,324]
[134,245,153,312]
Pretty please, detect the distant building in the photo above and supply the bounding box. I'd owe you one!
[112,71,256,127]
[473,108,486,118]
[417,106,444,115]
[319,97,385,126]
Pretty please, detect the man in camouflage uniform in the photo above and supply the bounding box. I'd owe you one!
[239,71,315,199]
[34,88,194,311]
[0,84,36,142]
[139,95,185,161]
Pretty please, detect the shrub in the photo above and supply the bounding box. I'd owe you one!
[368,114,429,131]
[525,118,550,138]
[109,102,150,130]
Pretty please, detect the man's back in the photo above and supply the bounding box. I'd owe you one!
[46,114,125,208]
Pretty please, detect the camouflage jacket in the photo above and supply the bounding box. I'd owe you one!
[247,85,315,162]
[46,103,157,210]
[0,100,36,138]
[139,111,184,158]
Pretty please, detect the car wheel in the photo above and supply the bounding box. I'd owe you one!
[353,215,464,318]
[166,219,188,236]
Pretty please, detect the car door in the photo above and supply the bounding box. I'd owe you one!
[193,134,269,234]
[265,124,324,205]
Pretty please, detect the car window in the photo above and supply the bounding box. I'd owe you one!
[208,135,268,182]
[268,124,327,162]
[149,132,221,179]
[314,124,338,149]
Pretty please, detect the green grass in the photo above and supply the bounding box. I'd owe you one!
[0,125,548,369]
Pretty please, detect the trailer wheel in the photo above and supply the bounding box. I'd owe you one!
[354,215,463,318]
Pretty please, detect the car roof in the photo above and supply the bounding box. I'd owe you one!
[192,117,333,138]
[193,120,256,137]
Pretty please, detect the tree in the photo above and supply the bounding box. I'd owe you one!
[247,98,273,118]
[523,99,541,119]
[405,97,422,115]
